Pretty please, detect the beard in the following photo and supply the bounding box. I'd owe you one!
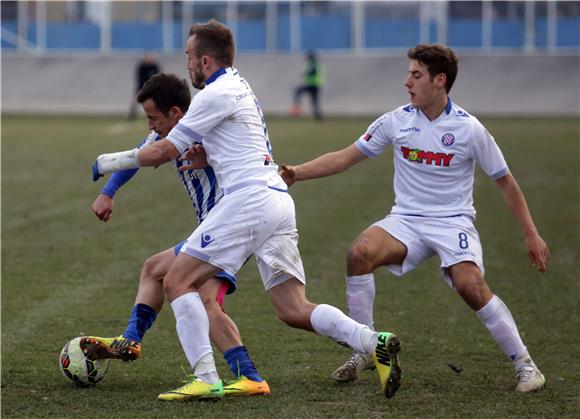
[189,64,206,90]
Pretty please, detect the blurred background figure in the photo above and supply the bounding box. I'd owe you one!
[128,52,161,120]
[291,51,325,120]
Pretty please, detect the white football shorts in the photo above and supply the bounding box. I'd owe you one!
[373,214,485,288]
[181,185,306,291]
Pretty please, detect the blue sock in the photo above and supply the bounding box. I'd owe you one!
[223,345,263,382]
[122,303,157,342]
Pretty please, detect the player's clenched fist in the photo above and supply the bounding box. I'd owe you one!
[92,194,114,222]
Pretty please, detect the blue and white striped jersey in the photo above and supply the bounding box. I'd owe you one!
[101,131,223,224]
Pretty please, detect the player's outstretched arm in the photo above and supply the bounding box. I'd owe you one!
[93,139,180,180]
[281,144,367,187]
[495,172,550,273]
[138,139,180,166]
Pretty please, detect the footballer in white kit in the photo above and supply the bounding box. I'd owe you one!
[88,72,270,396]
[93,20,401,401]
[166,66,305,289]
[355,99,508,285]
[281,44,549,394]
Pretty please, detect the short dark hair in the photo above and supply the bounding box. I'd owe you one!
[188,19,235,67]
[407,44,458,93]
[137,73,191,115]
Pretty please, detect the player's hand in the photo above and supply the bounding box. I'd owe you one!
[524,233,550,273]
[279,164,297,187]
[178,144,208,171]
[92,160,103,181]
[92,194,113,222]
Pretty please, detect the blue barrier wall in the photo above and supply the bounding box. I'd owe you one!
[238,21,267,51]
[366,19,421,48]
[47,22,100,49]
[449,20,483,47]
[301,15,351,50]
[558,18,580,47]
[112,22,162,49]
[2,18,579,51]
[492,21,525,48]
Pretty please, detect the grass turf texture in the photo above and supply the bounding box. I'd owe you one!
[2,115,578,418]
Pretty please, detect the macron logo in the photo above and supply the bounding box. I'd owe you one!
[200,233,214,248]
[400,127,420,133]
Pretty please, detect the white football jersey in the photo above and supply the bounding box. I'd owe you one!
[355,100,508,218]
[167,67,285,194]
[143,131,223,223]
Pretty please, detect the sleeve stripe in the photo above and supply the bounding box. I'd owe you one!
[490,167,509,180]
[355,139,378,158]
[174,122,204,142]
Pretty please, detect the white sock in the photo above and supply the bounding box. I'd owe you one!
[171,292,219,384]
[346,274,375,329]
[476,295,528,365]
[310,304,377,354]
[194,352,220,384]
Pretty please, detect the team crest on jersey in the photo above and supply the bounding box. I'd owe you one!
[441,133,455,146]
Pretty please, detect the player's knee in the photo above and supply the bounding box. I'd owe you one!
[347,241,372,271]
[162,274,181,301]
[454,271,492,310]
[141,255,164,283]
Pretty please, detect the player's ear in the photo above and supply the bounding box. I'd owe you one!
[436,73,447,90]
[169,106,183,119]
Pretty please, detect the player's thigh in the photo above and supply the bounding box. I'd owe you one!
[142,247,177,281]
[349,225,407,267]
[164,252,221,299]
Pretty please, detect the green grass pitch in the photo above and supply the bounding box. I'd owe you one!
[2,114,579,417]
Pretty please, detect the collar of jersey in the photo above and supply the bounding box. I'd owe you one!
[206,67,227,85]
[418,98,453,121]
[444,98,452,114]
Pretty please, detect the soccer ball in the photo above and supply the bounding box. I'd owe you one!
[59,337,109,387]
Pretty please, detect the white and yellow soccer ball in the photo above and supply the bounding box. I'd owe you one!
[59,337,109,387]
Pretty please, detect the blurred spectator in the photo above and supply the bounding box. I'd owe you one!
[128,52,161,120]
[291,51,325,120]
